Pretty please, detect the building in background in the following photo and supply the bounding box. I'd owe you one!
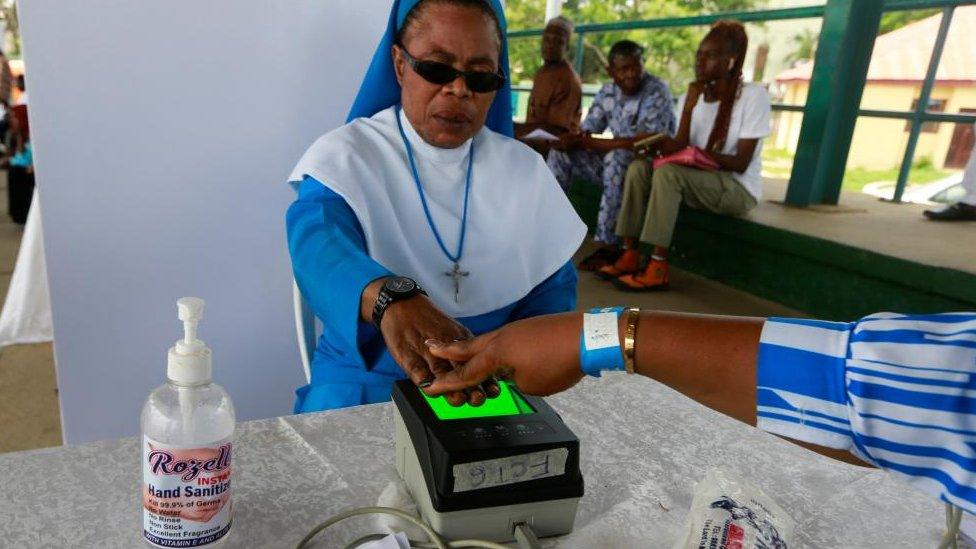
[774,6,976,171]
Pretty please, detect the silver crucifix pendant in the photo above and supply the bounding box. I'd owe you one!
[445,262,470,303]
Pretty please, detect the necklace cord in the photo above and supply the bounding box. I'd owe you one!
[395,105,473,264]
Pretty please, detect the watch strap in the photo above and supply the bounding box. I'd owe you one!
[372,278,426,327]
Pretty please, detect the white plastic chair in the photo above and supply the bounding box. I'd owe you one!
[292,279,317,383]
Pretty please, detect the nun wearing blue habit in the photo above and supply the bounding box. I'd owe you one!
[286,0,586,412]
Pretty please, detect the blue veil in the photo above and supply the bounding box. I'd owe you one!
[346,0,514,137]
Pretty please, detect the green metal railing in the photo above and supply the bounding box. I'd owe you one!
[885,4,968,202]
[508,0,976,205]
[508,5,827,75]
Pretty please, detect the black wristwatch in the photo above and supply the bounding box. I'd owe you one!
[372,277,427,327]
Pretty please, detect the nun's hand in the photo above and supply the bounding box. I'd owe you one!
[379,294,487,407]
[423,313,586,398]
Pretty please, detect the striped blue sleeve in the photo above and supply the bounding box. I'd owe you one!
[757,317,856,450]
[758,312,976,514]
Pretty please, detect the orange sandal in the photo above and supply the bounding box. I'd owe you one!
[613,259,670,292]
[596,249,641,280]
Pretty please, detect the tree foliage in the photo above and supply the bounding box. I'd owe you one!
[0,0,19,57]
[878,8,940,36]
[506,0,765,89]
[783,28,816,67]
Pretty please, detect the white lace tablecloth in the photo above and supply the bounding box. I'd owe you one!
[0,374,945,548]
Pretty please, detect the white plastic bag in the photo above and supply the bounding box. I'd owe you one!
[674,469,795,549]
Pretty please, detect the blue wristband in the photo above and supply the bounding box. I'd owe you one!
[579,307,626,377]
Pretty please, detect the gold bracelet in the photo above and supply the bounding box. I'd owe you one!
[624,307,640,374]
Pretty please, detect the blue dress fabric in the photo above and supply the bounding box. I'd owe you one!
[287,177,578,412]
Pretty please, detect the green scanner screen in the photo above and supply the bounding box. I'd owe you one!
[423,381,535,420]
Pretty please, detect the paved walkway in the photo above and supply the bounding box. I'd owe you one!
[756,178,976,275]
[0,174,60,454]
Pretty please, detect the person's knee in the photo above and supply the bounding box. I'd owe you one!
[625,158,653,181]
[651,163,682,191]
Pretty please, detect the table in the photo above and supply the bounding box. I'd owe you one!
[0,374,946,548]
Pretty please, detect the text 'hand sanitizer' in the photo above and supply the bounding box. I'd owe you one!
[141,297,236,547]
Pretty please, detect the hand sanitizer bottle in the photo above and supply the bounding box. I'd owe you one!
[141,297,235,547]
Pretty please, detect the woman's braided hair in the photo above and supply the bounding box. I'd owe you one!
[704,20,748,153]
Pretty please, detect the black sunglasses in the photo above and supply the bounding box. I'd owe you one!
[396,44,506,93]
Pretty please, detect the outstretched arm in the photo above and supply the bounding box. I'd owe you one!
[425,310,866,465]
[426,310,761,420]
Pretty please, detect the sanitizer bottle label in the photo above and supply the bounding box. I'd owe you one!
[142,436,233,547]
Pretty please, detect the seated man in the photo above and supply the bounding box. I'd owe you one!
[515,16,582,146]
[599,20,770,291]
[547,40,675,271]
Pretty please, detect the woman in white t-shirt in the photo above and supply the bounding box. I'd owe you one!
[597,20,771,291]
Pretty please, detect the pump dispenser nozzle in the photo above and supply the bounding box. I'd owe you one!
[176,297,205,354]
[168,297,212,384]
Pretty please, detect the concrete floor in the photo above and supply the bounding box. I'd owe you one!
[0,342,59,453]
[757,179,976,275]
[0,174,61,455]
[573,240,800,317]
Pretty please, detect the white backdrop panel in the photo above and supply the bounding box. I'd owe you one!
[18,0,388,443]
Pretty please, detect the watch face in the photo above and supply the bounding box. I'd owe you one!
[386,277,417,294]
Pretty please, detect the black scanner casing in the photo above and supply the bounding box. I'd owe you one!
[392,379,584,512]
